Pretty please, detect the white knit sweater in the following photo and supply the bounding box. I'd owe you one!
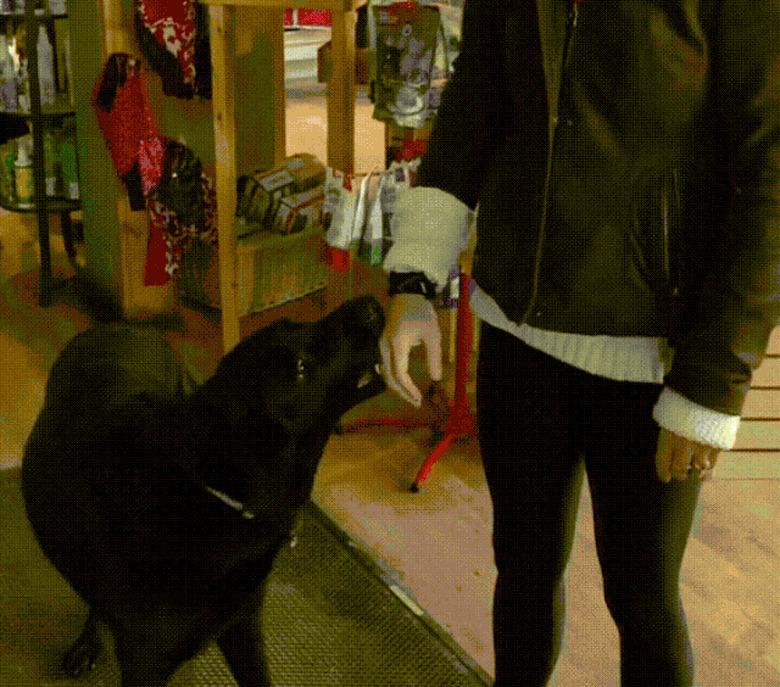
[383,187,740,450]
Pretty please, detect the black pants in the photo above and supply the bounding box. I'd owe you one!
[476,324,701,687]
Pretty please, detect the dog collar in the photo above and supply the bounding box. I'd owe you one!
[202,484,256,520]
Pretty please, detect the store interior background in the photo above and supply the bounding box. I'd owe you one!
[1,6,778,686]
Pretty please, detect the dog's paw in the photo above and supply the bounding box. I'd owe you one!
[62,633,102,678]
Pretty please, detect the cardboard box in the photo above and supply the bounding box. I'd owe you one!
[236,154,326,233]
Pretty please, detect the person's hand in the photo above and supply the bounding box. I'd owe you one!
[379,294,443,407]
[655,428,719,483]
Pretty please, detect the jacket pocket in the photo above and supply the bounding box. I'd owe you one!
[664,168,682,298]
[630,168,681,315]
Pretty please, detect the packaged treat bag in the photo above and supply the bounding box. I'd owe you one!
[322,168,357,250]
[359,170,387,265]
[370,1,441,129]
[322,168,375,250]
[432,3,461,81]
[359,160,415,264]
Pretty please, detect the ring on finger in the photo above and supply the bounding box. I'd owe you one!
[690,460,711,470]
[698,466,714,481]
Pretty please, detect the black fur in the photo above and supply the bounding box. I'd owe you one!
[22,296,385,686]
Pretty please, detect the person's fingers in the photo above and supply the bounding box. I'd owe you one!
[393,332,423,407]
[657,429,721,483]
[379,336,419,406]
[424,323,443,382]
[380,334,423,407]
[688,447,720,481]
[670,435,691,481]
[655,428,673,483]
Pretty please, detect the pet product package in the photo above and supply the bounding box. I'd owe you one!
[273,187,324,236]
[322,167,375,250]
[369,1,441,129]
[236,153,326,235]
[359,159,416,264]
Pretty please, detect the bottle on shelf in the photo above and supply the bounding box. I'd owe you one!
[0,34,18,110]
[37,24,54,105]
[59,125,78,200]
[53,16,68,93]
[14,132,33,206]
[16,55,29,112]
[1,141,15,201]
[43,129,56,195]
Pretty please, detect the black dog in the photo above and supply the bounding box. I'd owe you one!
[22,296,385,686]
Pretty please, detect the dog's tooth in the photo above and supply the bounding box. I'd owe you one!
[375,363,381,374]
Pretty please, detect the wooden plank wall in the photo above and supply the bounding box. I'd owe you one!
[725,327,780,472]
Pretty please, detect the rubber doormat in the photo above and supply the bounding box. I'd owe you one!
[0,468,491,686]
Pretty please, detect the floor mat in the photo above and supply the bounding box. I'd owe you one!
[0,468,490,686]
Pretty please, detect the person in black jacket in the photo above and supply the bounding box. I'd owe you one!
[380,2,780,686]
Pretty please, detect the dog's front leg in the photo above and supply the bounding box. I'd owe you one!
[63,609,102,678]
[217,612,272,687]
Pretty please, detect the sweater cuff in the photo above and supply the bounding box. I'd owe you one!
[383,187,471,288]
[653,387,741,450]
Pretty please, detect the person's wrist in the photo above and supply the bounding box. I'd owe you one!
[387,272,437,301]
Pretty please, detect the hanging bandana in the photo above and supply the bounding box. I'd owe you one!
[93,53,165,209]
[94,59,216,286]
[145,138,217,285]
[136,0,211,100]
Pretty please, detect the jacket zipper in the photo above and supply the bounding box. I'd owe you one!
[521,0,581,324]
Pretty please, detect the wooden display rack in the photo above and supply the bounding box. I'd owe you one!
[204,0,365,354]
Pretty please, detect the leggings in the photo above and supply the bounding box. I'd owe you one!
[476,324,701,687]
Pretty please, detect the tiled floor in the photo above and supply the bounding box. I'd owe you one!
[1,85,778,686]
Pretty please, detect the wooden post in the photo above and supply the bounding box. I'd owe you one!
[209,5,242,353]
[265,8,287,165]
[327,6,357,173]
[235,6,286,165]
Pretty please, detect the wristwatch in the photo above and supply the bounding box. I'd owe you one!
[387,271,437,301]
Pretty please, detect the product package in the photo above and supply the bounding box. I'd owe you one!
[322,160,416,266]
[273,187,324,236]
[235,153,326,235]
[370,2,440,129]
[322,167,374,251]
[358,159,416,264]
[368,1,462,129]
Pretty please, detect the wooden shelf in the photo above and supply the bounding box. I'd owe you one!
[0,197,80,214]
[207,0,365,353]
[2,103,76,119]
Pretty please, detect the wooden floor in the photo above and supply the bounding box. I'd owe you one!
[313,368,780,687]
[1,85,778,686]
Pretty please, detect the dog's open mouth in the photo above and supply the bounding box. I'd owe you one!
[357,363,383,389]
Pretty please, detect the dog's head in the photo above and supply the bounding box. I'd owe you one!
[209,296,386,434]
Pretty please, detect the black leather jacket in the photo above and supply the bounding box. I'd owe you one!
[416,0,780,415]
